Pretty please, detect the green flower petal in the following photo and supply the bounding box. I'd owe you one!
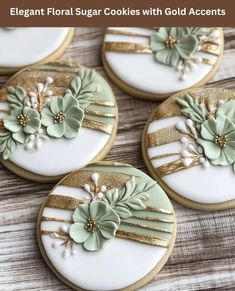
[50,96,63,114]
[176,35,198,59]
[23,107,40,119]
[83,231,104,251]
[156,48,179,67]
[3,117,21,133]
[41,107,54,126]
[200,119,216,140]
[150,33,167,52]
[12,130,27,144]
[73,204,89,223]
[24,118,41,134]
[67,106,84,121]
[69,223,90,243]
[63,94,78,112]
[99,221,118,239]
[64,119,82,139]
[197,138,221,160]
[157,27,169,39]
[217,115,235,135]
[99,208,120,225]
[46,122,66,138]
[89,201,108,220]
[212,146,235,166]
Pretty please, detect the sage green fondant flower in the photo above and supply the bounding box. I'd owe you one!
[69,201,120,251]
[3,107,41,143]
[197,115,235,166]
[150,27,198,67]
[41,94,84,139]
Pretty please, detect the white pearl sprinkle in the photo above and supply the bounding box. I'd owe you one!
[100,185,106,192]
[45,98,52,105]
[199,157,206,164]
[97,192,104,199]
[36,139,42,149]
[197,146,204,154]
[218,100,225,106]
[194,57,202,64]
[179,74,187,81]
[38,128,43,134]
[84,184,91,193]
[45,90,53,97]
[91,172,99,183]
[203,160,210,169]
[32,103,38,109]
[60,225,68,233]
[181,150,191,158]
[46,76,54,84]
[182,158,193,167]
[29,135,35,141]
[176,121,188,134]
[187,144,196,152]
[185,119,194,128]
[180,137,188,144]
[25,143,33,150]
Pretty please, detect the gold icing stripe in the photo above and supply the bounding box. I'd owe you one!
[84,108,116,118]
[45,195,88,210]
[150,153,179,161]
[116,230,170,248]
[202,58,216,66]
[156,158,199,177]
[103,42,152,54]
[147,126,186,148]
[199,42,221,56]
[132,215,174,224]
[61,170,131,190]
[145,206,173,215]
[83,118,113,134]
[41,230,70,240]
[41,216,72,223]
[88,161,131,167]
[122,221,173,234]
[90,99,115,107]
[106,28,150,38]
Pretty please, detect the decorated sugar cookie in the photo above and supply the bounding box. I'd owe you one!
[142,88,235,210]
[37,162,176,290]
[102,27,223,100]
[0,62,117,182]
[0,27,74,74]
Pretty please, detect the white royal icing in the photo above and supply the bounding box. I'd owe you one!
[40,186,167,290]
[103,27,221,96]
[147,117,235,204]
[0,28,70,68]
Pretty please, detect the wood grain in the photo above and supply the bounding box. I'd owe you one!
[0,27,235,291]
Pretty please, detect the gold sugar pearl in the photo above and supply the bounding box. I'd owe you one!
[166,35,178,48]
[54,112,66,124]
[214,134,228,148]
[85,218,100,232]
[17,114,30,127]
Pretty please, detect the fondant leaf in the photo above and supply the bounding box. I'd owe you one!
[7,86,28,109]
[189,27,212,36]
[0,130,18,160]
[216,100,235,123]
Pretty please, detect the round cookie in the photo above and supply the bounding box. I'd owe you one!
[0,62,118,182]
[102,27,223,100]
[0,27,74,75]
[37,162,176,291]
[142,87,235,211]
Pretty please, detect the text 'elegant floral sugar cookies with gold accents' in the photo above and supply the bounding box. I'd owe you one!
[0,27,74,75]
[0,62,118,182]
[102,27,223,100]
[142,87,235,210]
[37,162,176,291]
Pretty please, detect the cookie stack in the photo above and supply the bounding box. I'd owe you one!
[1,27,232,291]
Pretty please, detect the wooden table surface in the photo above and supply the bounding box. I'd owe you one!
[0,27,235,291]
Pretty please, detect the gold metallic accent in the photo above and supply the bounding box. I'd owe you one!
[199,42,221,56]
[89,161,131,167]
[17,114,30,127]
[145,206,173,215]
[103,42,152,54]
[45,195,88,210]
[157,158,199,177]
[147,126,186,148]
[84,108,116,118]
[106,28,150,38]
[41,230,70,241]
[61,170,131,190]
[166,35,178,48]
[215,134,228,148]
[54,112,66,124]
[116,230,170,248]
[83,118,113,134]
[122,221,173,233]
[201,58,216,66]
[85,218,100,232]
[150,153,179,161]
[90,100,115,107]
[132,215,174,224]
[41,216,72,224]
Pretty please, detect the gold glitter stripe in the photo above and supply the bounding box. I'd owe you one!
[84,108,116,118]
[41,230,70,240]
[116,230,170,248]
[106,28,150,38]
[122,221,173,233]
[156,158,199,177]
[90,100,115,107]
[132,215,174,224]
[61,170,131,190]
[199,42,221,56]
[150,153,179,161]
[103,42,152,54]
[88,161,131,167]
[202,57,216,66]
[45,195,87,210]
[145,206,173,215]
[83,118,113,134]
[147,126,185,148]
[41,216,72,223]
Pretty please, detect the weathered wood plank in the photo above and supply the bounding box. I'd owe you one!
[0,27,234,291]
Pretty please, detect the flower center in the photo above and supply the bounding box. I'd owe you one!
[214,134,228,148]
[54,112,66,124]
[17,114,30,127]
[85,218,100,232]
[166,35,178,48]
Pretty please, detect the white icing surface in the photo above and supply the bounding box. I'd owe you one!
[10,128,110,176]
[0,28,70,68]
[40,187,167,290]
[104,27,221,96]
[147,117,235,204]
